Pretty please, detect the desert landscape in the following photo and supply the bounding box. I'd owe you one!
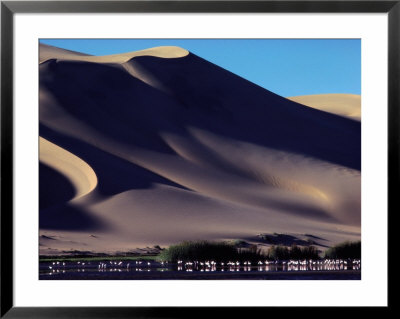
[39,42,361,279]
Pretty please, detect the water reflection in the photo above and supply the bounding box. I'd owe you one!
[41,259,361,276]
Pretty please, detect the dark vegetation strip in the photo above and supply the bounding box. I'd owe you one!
[324,241,361,259]
[39,240,361,263]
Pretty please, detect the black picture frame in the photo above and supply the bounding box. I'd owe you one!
[1,0,396,317]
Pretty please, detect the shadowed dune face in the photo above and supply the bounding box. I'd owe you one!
[39,163,76,209]
[39,44,361,255]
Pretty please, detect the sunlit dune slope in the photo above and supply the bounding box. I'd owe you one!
[39,43,361,255]
[39,137,97,205]
[288,94,361,121]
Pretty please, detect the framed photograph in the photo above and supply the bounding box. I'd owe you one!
[1,0,395,317]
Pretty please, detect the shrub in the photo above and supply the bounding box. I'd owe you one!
[267,245,290,260]
[237,245,264,262]
[267,244,320,260]
[324,241,361,259]
[299,245,319,259]
[157,240,264,262]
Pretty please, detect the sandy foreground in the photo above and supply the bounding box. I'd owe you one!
[39,44,361,256]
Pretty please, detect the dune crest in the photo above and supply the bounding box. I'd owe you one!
[39,43,91,64]
[40,43,189,64]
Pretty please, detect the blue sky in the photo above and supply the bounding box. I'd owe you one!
[40,39,360,97]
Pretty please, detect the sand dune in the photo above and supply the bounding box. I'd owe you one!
[39,43,361,255]
[40,137,97,201]
[288,94,361,121]
[39,43,188,64]
[39,43,91,64]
